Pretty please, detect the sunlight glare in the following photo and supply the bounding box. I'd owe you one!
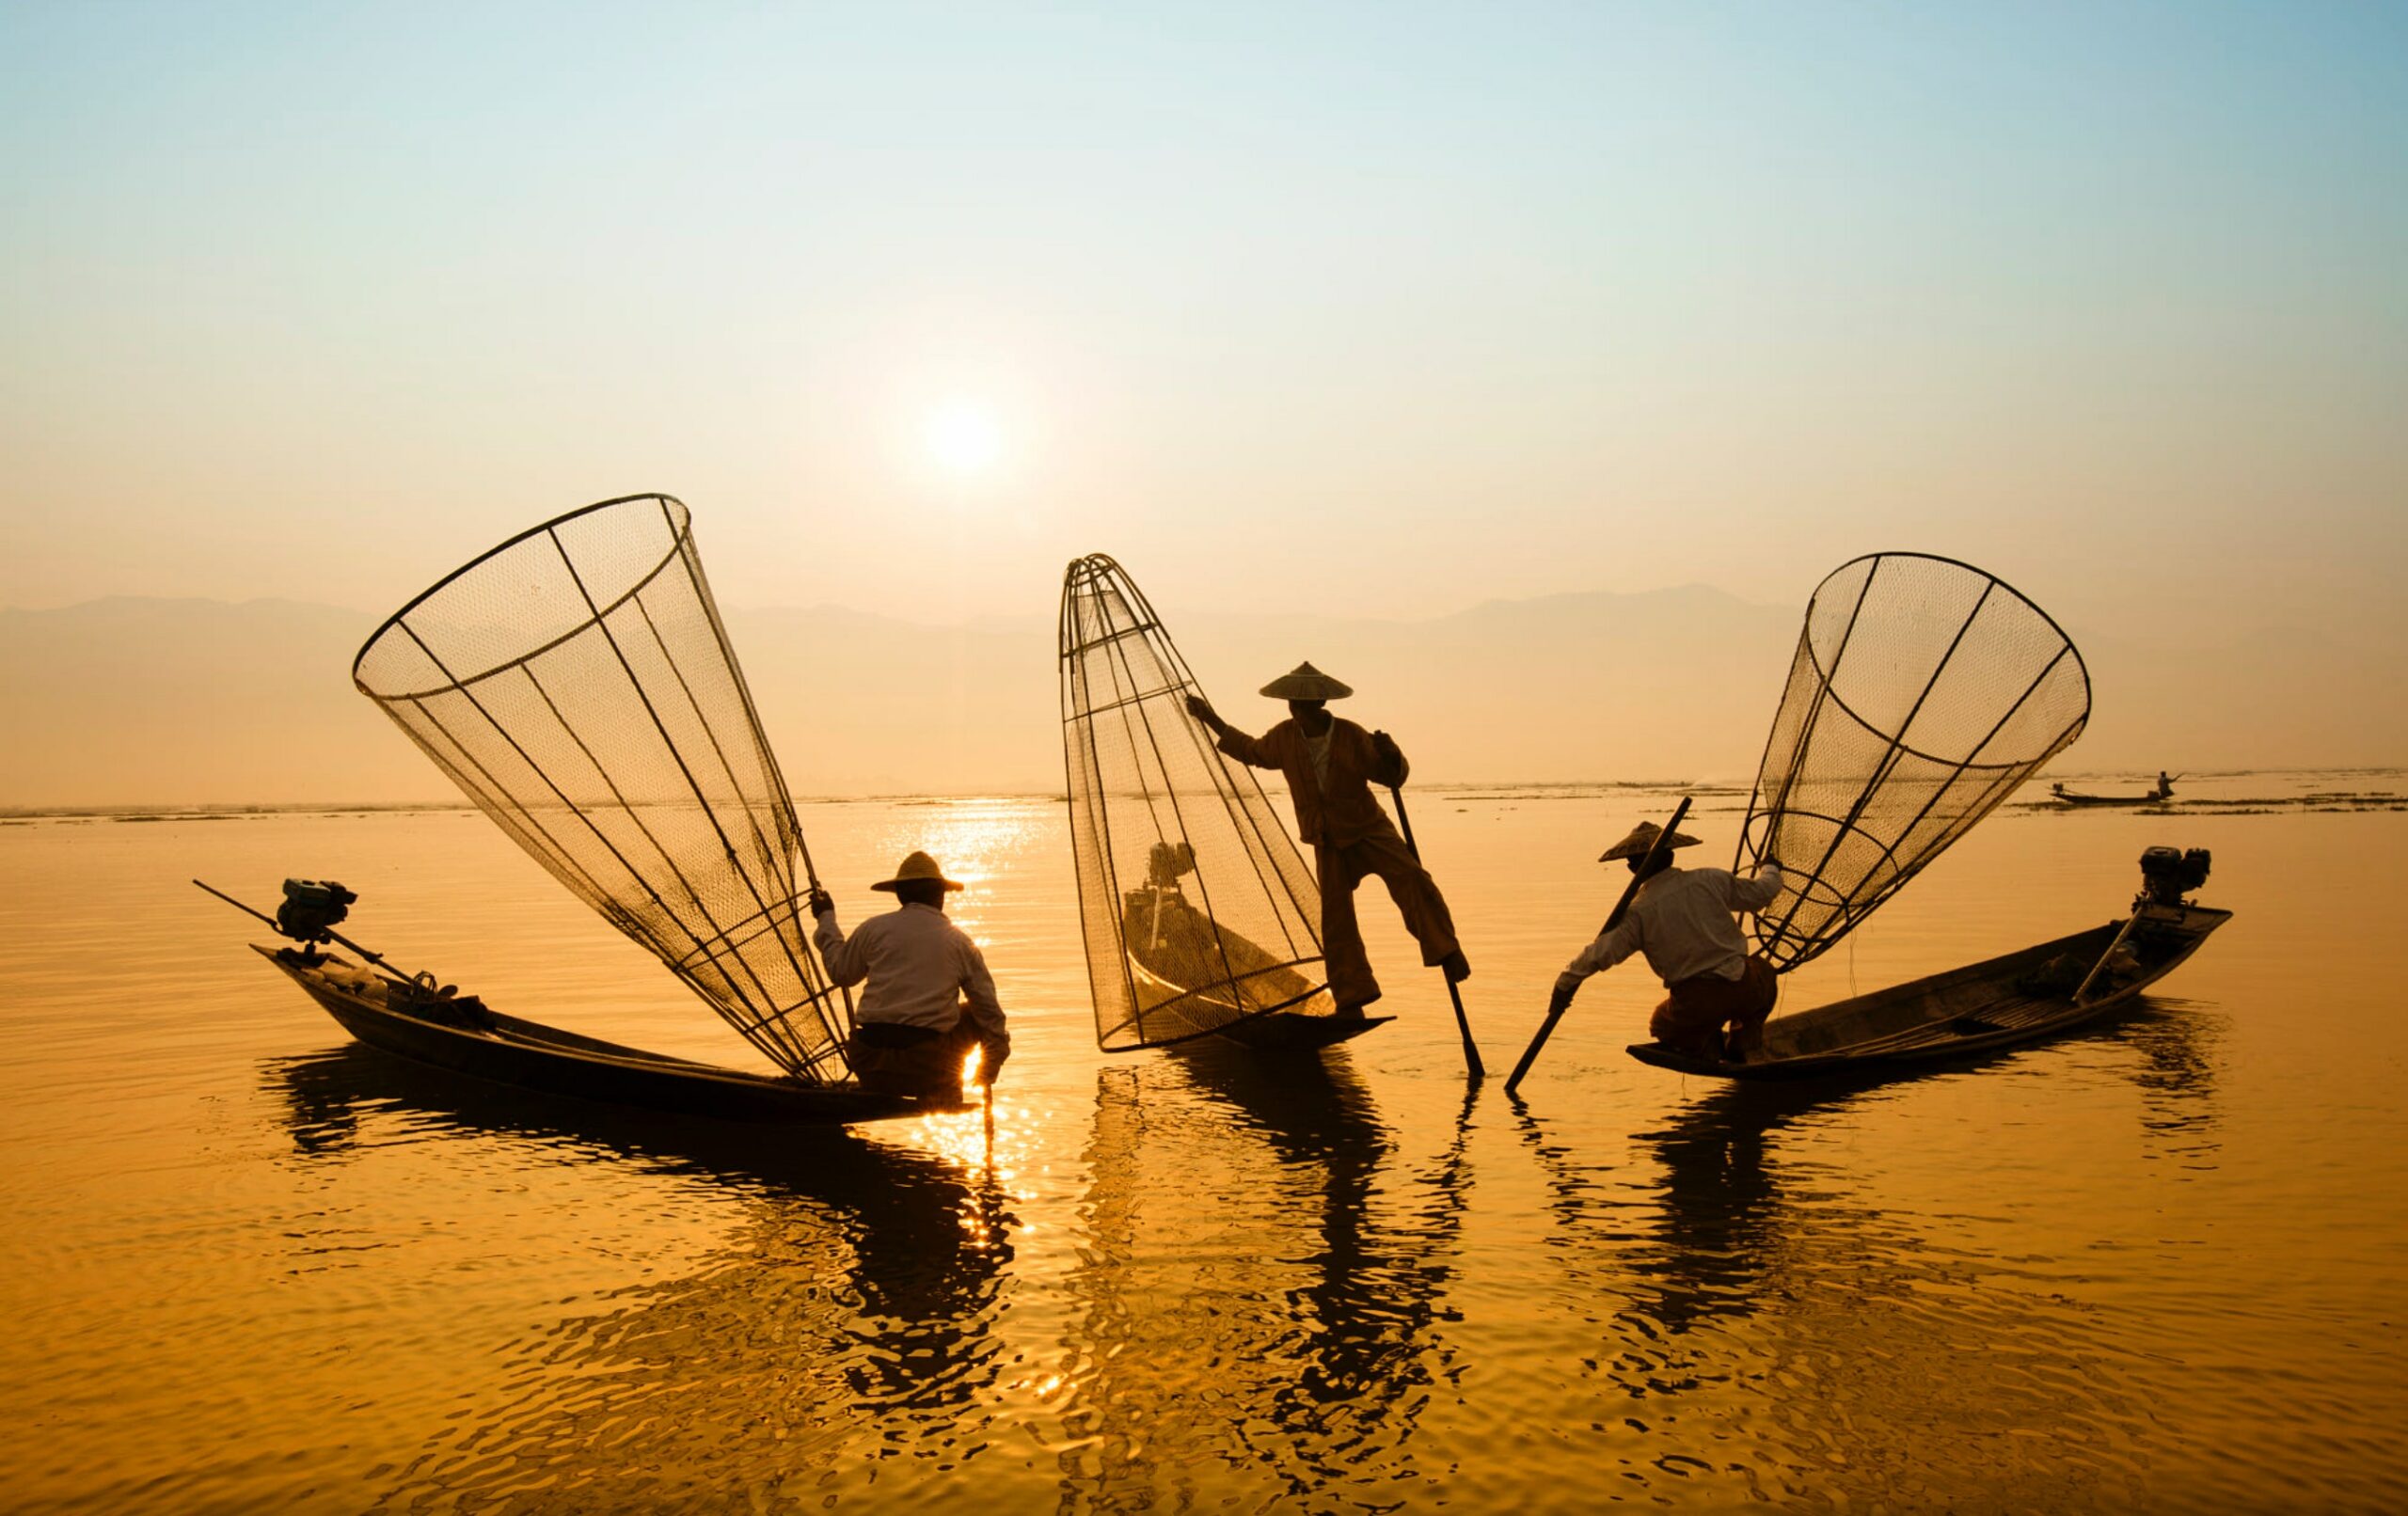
[925,401,1003,476]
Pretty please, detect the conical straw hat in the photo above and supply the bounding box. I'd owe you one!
[1598,820,1702,861]
[870,850,964,892]
[1259,661,1353,701]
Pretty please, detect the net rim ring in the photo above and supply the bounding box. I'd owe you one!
[1798,551,2094,747]
[351,493,691,695]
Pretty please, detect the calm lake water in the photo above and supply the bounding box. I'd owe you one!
[3,773,2404,1512]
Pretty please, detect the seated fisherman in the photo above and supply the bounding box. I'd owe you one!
[808,851,1009,1098]
[1547,822,1785,1063]
[1186,661,1467,1019]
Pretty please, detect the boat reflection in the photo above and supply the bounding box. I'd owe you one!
[1053,1044,1469,1508]
[1515,999,2223,1505]
[1633,996,2223,1333]
[266,1045,1016,1503]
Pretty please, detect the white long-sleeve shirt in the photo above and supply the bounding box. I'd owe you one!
[1562,862,1784,988]
[813,902,1008,1045]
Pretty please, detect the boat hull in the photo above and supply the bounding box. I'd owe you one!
[1198,1009,1393,1052]
[258,946,964,1124]
[1626,900,2231,1082]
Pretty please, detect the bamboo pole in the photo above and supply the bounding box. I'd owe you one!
[1387,785,1484,1081]
[1503,796,1692,1097]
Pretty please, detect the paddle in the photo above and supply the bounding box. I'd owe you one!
[1502,796,1691,1097]
[1386,784,1485,1081]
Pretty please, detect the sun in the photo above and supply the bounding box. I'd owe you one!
[924,400,1004,476]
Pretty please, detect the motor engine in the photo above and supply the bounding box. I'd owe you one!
[1147,840,1198,888]
[276,878,356,942]
[2137,847,2210,908]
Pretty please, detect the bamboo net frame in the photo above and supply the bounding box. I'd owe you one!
[1737,552,2091,972]
[352,494,852,1082]
[1059,555,1337,1050]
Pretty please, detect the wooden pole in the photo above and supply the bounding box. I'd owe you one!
[191,878,420,988]
[1503,796,1692,1097]
[1387,786,1484,1081]
[2069,908,2144,1006]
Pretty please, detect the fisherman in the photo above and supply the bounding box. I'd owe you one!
[1185,662,1467,1019]
[808,851,1009,1098]
[1547,822,1785,1063]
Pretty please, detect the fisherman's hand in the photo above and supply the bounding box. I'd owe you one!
[1184,694,1221,730]
[979,1040,1010,1085]
[806,887,834,918]
[1548,972,1582,1017]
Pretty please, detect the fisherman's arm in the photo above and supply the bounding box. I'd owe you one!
[806,889,868,986]
[1730,860,1785,912]
[1367,729,1408,787]
[1185,694,1276,768]
[1549,921,1641,1013]
[957,939,1011,1077]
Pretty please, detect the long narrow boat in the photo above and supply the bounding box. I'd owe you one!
[2050,777,2175,807]
[1628,857,2229,1082]
[257,944,955,1123]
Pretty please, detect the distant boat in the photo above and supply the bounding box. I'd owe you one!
[2052,771,2178,806]
[1628,847,2228,1082]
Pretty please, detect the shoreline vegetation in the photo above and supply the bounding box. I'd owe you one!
[2,767,2401,824]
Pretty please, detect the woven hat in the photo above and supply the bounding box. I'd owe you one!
[870,850,964,892]
[1259,661,1354,701]
[1598,821,1702,861]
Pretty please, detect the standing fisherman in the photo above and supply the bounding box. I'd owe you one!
[809,851,1010,1098]
[1186,662,1468,1019]
[1547,822,1784,1063]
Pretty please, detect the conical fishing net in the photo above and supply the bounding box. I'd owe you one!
[353,494,850,1082]
[1738,552,2090,971]
[1060,555,1335,1050]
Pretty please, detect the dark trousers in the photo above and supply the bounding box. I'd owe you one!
[848,1021,990,1098]
[1315,829,1460,1011]
[1650,956,1779,1061]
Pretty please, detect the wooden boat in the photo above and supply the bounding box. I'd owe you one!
[1122,881,1391,1051]
[2051,774,2176,807]
[259,944,959,1124]
[1628,878,2229,1082]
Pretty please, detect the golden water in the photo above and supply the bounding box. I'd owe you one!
[2,775,2404,1511]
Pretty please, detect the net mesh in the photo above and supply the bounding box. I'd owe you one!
[1060,555,1334,1050]
[1738,552,2090,971]
[352,494,851,1082]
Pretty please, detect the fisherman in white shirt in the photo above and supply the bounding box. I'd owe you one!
[808,851,1009,1098]
[1548,822,1785,1063]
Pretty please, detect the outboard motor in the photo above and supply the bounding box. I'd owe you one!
[1147,840,1198,888]
[2138,847,2210,908]
[276,878,357,943]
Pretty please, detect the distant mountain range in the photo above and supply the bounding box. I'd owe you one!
[2,591,2400,806]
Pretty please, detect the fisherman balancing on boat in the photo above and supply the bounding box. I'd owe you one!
[1186,663,1468,1019]
[1548,821,1784,1063]
[807,851,1010,1098]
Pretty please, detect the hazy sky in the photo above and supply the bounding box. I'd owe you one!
[5,2,2403,648]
